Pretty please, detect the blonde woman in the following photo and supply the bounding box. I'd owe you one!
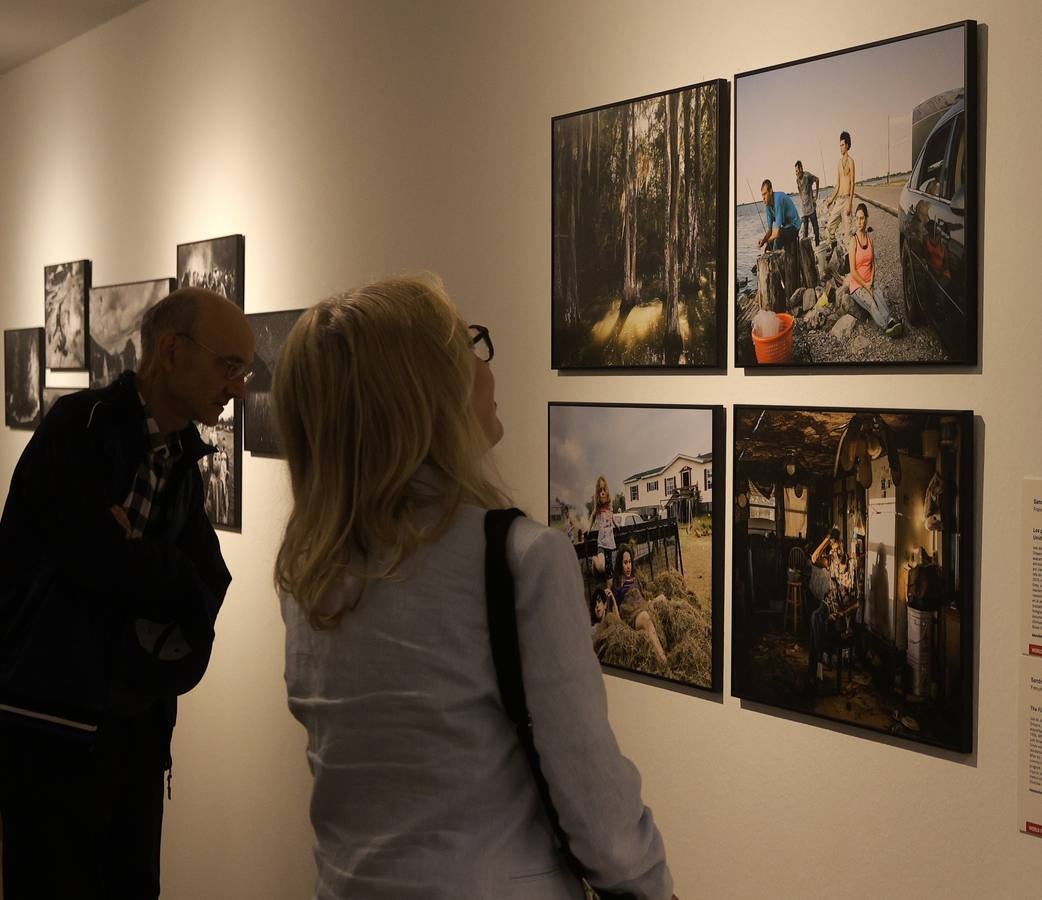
[273,276,674,900]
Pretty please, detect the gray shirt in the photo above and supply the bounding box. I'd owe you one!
[281,503,672,900]
[796,170,819,216]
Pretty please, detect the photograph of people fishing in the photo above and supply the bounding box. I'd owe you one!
[734,22,976,367]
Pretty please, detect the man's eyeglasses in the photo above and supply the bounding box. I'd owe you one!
[177,332,255,383]
[469,324,494,363]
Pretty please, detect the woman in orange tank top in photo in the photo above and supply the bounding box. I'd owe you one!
[848,202,904,338]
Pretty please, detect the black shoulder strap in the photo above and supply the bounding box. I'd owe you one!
[484,509,577,850]
[483,508,528,725]
[483,510,635,900]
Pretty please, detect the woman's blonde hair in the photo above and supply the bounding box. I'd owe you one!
[273,274,508,628]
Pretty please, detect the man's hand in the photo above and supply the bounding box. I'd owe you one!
[109,504,132,538]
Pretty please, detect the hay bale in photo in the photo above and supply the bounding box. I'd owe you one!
[594,617,659,672]
[646,570,695,605]
[593,574,712,686]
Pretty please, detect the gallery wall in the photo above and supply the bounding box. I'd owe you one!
[1,0,1040,896]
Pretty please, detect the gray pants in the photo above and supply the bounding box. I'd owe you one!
[826,203,851,241]
[851,285,893,330]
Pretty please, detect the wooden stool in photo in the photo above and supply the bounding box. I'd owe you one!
[784,547,806,634]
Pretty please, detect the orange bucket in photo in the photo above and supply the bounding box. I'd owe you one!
[751,312,794,364]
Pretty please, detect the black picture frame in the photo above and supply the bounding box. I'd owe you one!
[44,259,91,370]
[245,309,305,456]
[4,327,45,430]
[552,78,729,370]
[176,234,245,309]
[88,278,176,388]
[548,402,725,693]
[734,21,978,368]
[731,404,974,752]
[198,399,242,532]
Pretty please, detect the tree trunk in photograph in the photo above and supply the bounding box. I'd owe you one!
[681,87,700,289]
[799,237,818,289]
[663,92,682,365]
[620,105,639,317]
[564,118,581,325]
[756,252,785,311]
[692,85,703,274]
[554,125,571,322]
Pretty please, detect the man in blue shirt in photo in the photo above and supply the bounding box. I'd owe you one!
[757,178,802,296]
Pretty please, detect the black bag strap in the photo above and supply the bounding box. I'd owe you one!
[483,509,635,900]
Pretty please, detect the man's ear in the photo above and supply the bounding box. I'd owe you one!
[155,331,179,373]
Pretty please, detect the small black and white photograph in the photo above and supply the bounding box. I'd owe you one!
[177,234,245,308]
[44,259,91,369]
[89,278,175,388]
[198,400,242,531]
[245,309,305,456]
[4,327,45,429]
[43,386,79,417]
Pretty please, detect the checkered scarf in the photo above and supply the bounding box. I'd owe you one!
[121,394,183,538]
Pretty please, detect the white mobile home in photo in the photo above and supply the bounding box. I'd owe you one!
[622,452,713,522]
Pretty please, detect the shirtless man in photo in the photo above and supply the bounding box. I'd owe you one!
[826,130,856,242]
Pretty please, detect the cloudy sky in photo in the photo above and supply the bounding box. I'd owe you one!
[549,404,714,516]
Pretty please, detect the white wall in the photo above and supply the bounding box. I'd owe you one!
[2,0,1041,896]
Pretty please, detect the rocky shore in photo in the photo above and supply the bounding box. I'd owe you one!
[737,182,949,366]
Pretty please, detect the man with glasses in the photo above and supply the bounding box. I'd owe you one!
[0,286,255,898]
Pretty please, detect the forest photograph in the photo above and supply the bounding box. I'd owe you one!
[552,79,727,369]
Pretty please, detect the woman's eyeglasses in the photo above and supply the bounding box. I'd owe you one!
[468,324,494,362]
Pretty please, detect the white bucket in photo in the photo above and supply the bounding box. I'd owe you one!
[906,606,933,697]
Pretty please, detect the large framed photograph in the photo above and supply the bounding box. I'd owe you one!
[552,79,728,369]
[731,405,974,751]
[4,327,45,429]
[734,21,977,368]
[548,403,725,692]
[44,259,91,370]
[198,399,242,532]
[89,278,175,388]
[244,309,305,456]
[176,234,245,308]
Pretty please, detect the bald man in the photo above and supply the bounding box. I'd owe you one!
[0,287,255,898]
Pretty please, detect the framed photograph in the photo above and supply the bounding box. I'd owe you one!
[548,403,725,692]
[734,21,977,367]
[89,278,175,388]
[731,404,974,751]
[552,79,728,369]
[4,327,45,429]
[245,309,305,456]
[198,399,242,532]
[43,386,79,417]
[44,259,91,370]
[177,234,245,308]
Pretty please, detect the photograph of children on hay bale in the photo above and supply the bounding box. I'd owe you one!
[552,79,727,369]
[734,22,976,367]
[731,405,973,751]
[548,403,723,691]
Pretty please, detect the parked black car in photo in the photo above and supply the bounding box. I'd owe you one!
[898,91,972,361]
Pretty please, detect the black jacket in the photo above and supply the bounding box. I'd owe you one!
[0,372,231,744]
